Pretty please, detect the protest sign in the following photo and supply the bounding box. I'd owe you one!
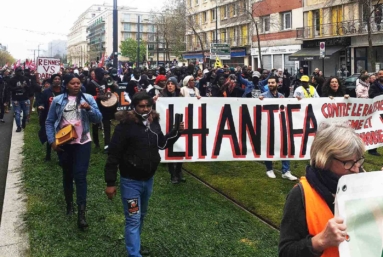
[36,57,61,79]
[335,171,383,257]
[116,83,130,111]
[155,96,383,162]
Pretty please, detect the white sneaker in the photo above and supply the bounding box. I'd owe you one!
[282,171,298,181]
[266,170,276,178]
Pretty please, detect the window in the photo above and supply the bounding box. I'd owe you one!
[123,33,132,40]
[211,31,216,42]
[283,12,292,30]
[220,29,226,42]
[262,16,270,32]
[195,0,199,5]
[233,3,237,16]
[203,11,207,23]
[124,14,130,22]
[211,9,216,21]
[221,5,227,19]
[124,23,131,31]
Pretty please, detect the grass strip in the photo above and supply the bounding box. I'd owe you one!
[184,152,383,228]
[22,115,279,257]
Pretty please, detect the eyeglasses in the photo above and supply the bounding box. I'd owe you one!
[189,80,195,82]
[333,156,364,170]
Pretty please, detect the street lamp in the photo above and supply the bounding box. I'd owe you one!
[137,15,149,68]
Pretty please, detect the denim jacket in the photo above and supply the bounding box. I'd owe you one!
[45,92,102,144]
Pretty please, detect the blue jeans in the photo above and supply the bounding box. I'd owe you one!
[12,100,30,128]
[264,161,290,174]
[58,142,91,205]
[120,176,154,257]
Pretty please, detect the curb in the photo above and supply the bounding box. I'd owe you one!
[0,126,30,256]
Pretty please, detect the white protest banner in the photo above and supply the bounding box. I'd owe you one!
[335,171,383,257]
[36,57,61,80]
[155,96,383,162]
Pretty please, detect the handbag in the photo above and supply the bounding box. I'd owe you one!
[55,124,78,146]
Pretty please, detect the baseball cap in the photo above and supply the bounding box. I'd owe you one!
[252,71,261,78]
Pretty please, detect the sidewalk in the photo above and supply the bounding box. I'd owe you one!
[0,127,29,256]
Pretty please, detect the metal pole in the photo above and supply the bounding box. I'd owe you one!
[215,1,218,43]
[113,0,118,69]
[137,15,140,68]
[51,43,53,56]
[156,24,159,67]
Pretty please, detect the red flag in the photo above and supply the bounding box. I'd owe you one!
[29,61,36,70]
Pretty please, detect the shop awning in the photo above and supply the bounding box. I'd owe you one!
[182,53,204,60]
[288,46,344,61]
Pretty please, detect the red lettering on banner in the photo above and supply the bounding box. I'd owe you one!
[358,130,383,146]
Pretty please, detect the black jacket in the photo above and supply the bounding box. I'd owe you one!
[0,81,10,103]
[276,75,291,97]
[37,86,64,144]
[369,81,383,98]
[105,111,180,186]
[9,75,31,101]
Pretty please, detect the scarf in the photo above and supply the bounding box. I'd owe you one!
[305,165,340,213]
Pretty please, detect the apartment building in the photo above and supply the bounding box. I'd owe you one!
[184,0,252,67]
[67,5,105,66]
[250,0,303,74]
[87,7,172,65]
[294,0,383,74]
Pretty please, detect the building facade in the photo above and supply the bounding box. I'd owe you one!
[87,7,172,66]
[67,5,106,66]
[293,0,383,75]
[184,0,252,67]
[250,0,303,74]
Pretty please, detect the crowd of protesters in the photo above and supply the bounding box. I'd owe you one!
[1,61,383,256]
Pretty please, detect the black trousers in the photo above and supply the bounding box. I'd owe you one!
[92,119,111,147]
[0,100,4,120]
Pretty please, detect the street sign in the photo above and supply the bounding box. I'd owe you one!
[319,42,325,59]
[210,43,231,60]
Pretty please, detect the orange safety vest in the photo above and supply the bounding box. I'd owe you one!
[300,177,339,257]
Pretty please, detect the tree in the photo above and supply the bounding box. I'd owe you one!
[120,38,147,64]
[358,0,382,72]
[0,48,15,67]
[152,0,186,62]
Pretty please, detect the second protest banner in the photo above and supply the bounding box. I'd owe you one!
[36,57,61,79]
[155,96,383,162]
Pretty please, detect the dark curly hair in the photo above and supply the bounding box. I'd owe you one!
[322,76,345,97]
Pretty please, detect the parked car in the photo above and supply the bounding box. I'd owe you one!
[344,76,358,97]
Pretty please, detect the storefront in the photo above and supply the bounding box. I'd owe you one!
[289,38,351,76]
[251,45,301,75]
[351,35,383,73]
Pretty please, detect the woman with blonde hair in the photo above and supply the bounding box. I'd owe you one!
[279,121,365,257]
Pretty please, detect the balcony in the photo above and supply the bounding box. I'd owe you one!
[296,18,383,40]
[186,37,249,52]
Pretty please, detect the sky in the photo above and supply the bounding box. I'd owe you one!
[0,0,165,61]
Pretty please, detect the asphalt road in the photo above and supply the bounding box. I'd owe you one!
[0,111,13,224]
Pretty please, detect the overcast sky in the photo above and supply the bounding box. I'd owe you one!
[0,0,165,61]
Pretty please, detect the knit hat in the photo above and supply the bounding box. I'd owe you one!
[50,74,61,84]
[183,75,193,87]
[154,75,167,85]
[166,76,178,85]
[252,71,261,78]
